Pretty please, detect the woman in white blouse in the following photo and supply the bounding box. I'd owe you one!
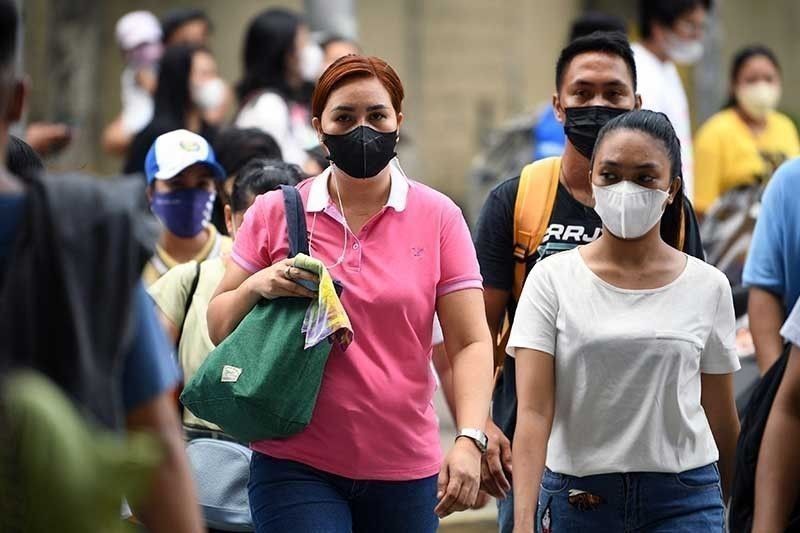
[234,8,319,167]
[510,110,740,532]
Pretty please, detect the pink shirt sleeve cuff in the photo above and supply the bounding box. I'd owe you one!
[231,251,262,274]
[436,278,484,297]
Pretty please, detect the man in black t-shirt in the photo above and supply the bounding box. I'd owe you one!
[474,31,705,531]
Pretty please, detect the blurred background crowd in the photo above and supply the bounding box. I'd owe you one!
[17,0,800,219]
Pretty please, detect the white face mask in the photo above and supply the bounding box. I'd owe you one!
[736,81,781,120]
[300,43,323,82]
[191,78,226,111]
[664,32,704,65]
[593,180,670,240]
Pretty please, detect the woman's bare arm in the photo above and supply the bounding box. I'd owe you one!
[512,348,555,533]
[700,372,740,501]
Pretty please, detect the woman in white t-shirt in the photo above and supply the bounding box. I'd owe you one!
[509,110,740,532]
[234,8,320,168]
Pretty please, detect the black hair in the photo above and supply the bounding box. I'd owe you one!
[161,8,211,44]
[305,144,329,171]
[0,0,17,71]
[556,31,637,91]
[236,8,303,103]
[7,135,43,181]
[213,127,283,178]
[593,109,684,249]
[725,44,781,108]
[152,44,204,127]
[639,0,712,40]
[230,158,304,212]
[569,11,627,42]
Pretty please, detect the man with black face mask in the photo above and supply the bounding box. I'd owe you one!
[473,31,706,532]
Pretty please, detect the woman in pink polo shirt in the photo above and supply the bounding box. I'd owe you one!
[208,55,494,532]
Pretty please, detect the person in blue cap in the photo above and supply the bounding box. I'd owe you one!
[143,128,230,286]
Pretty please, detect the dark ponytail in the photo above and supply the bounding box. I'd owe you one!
[230,158,305,212]
[593,109,685,250]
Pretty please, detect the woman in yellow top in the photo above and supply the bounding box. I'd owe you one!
[694,45,799,213]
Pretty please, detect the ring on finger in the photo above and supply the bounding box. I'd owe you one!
[285,266,294,280]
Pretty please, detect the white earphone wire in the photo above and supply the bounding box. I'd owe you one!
[308,165,348,270]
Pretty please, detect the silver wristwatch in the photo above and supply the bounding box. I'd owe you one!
[455,428,488,454]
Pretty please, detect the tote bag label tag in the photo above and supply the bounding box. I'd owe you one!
[221,365,243,383]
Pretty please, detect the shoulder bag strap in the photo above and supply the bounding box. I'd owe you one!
[281,185,309,258]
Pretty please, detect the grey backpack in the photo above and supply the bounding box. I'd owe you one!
[185,438,253,531]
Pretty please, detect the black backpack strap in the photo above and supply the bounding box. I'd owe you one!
[177,261,202,347]
[281,185,309,258]
[729,343,793,531]
[183,261,202,322]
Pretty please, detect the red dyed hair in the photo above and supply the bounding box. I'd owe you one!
[311,55,404,119]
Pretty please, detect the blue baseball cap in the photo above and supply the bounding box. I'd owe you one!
[144,129,226,185]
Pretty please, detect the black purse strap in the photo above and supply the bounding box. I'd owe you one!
[281,185,309,258]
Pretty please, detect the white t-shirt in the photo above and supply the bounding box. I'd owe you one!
[235,91,316,166]
[432,314,444,345]
[120,67,154,135]
[632,43,694,200]
[507,248,740,477]
[781,300,800,347]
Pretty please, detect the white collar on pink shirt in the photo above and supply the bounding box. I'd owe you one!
[306,158,411,213]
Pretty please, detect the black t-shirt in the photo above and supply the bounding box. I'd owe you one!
[474,174,706,441]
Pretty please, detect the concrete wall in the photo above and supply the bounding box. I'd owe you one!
[383,0,581,200]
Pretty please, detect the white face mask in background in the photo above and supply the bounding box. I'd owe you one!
[593,180,671,240]
[300,43,324,82]
[191,78,226,111]
[664,32,704,65]
[736,82,781,120]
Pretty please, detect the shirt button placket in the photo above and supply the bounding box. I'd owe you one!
[347,239,362,270]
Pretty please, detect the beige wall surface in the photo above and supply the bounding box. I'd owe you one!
[384,0,581,200]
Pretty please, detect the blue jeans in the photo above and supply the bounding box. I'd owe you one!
[498,489,515,533]
[534,463,724,532]
[248,452,439,533]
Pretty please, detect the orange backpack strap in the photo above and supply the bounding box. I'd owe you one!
[493,157,561,371]
[511,157,561,300]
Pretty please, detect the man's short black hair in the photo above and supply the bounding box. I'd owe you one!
[161,8,211,44]
[639,0,712,39]
[0,0,18,71]
[555,31,637,92]
[569,11,627,43]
